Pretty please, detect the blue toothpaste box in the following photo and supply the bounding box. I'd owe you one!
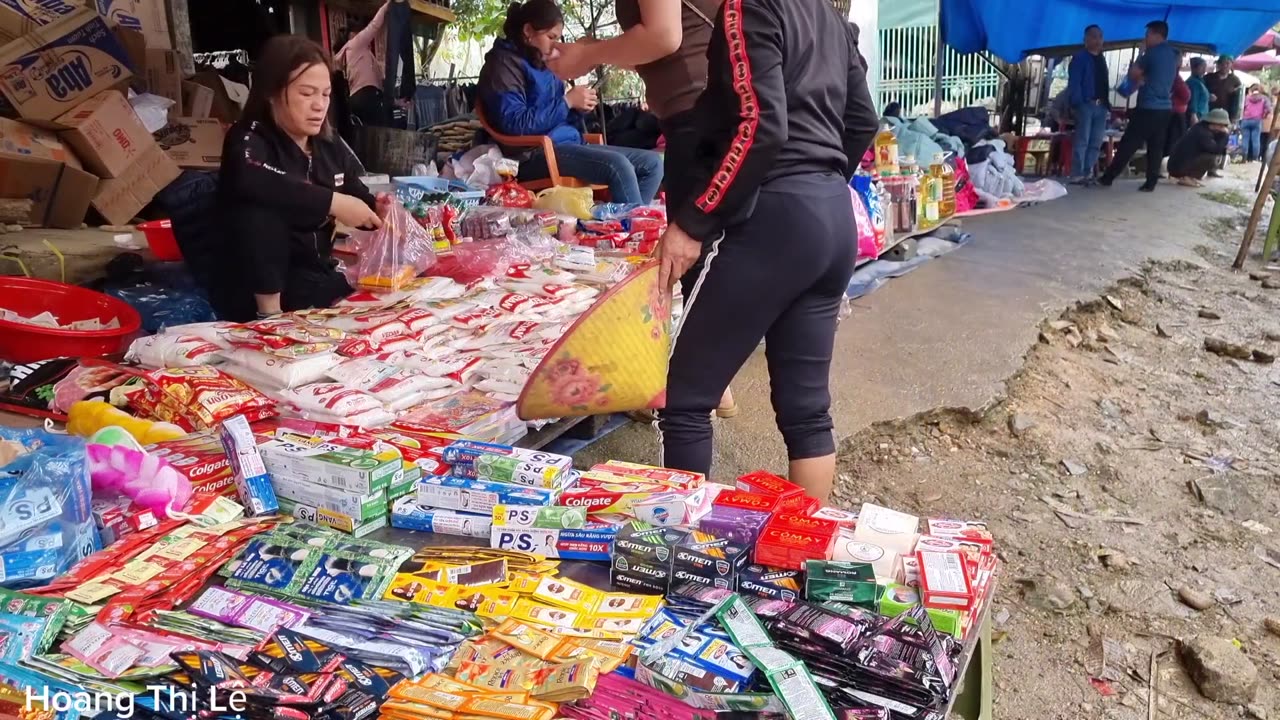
[0,8,133,124]
[219,415,279,517]
[415,475,557,515]
[390,497,492,538]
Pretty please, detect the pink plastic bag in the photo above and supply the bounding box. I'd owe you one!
[953,158,980,215]
[346,201,437,292]
[851,186,879,261]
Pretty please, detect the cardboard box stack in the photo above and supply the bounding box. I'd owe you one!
[0,1,226,229]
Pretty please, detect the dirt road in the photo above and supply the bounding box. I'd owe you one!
[835,191,1280,718]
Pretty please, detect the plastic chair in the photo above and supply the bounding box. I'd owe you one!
[474,103,609,194]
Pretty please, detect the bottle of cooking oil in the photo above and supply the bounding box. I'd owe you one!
[874,125,900,175]
[932,152,957,218]
[918,170,940,229]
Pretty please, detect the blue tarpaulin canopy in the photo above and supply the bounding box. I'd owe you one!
[942,0,1280,62]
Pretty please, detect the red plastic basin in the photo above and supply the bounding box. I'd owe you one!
[0,277,142,363]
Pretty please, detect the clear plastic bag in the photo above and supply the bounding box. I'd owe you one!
[0,428,101,588]
[346,200,438,292]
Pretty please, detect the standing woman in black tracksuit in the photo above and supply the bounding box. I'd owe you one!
[654,0,879,501]
[211,35,386,322]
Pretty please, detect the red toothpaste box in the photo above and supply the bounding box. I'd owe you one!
[926,518,994,547]
[591,461,705,491]
[735,471,806,511]
[91,496,159,546]
[917,550,976,611]
[754,526,837,570]
[713,490,783,514]
[557,476,669,514]
[914,535,988,577]
[145,430,234,496]
[812,506,858,529]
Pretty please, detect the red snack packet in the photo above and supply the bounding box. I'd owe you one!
[486,180,535,208]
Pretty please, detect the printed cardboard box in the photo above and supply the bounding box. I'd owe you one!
[0,0,83,44]
[55,88,152,177]
[153,116,222,169]
[0,8,133,125]
[90,142,178,225]
[189,71,245,123]
[180,80,211,119]
[95,0,169,49]
[143,47,180,108]
[0,116,95,227]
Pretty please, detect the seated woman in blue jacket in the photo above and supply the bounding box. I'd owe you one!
[478,0,662,205]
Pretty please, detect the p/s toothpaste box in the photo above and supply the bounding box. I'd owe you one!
[490,526,615,561]
[416,475,556,515]
[218,415,278,517]
[390,498,492,538]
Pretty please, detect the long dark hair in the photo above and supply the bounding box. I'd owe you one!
[502,0,563,65]
[243,34,334,138]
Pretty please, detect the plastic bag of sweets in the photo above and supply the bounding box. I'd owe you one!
[131,367,276,431]
[348,201,439,292]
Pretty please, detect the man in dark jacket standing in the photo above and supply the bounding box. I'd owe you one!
[653,0,879,501]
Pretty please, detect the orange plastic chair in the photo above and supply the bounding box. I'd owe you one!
[474,102,609,195]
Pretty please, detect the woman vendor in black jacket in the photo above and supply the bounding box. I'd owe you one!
[213,35,385,321]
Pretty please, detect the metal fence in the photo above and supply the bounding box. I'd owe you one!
[877,24,1003,116]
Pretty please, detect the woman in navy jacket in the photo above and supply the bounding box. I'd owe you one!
[478,0,662,205]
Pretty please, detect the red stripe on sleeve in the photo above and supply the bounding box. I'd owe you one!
[694,0,758,213]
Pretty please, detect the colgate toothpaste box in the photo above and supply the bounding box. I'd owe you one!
[145,430,234,496]
[590,461,705,491]
[556,476,668,515]
[0,8,134,125]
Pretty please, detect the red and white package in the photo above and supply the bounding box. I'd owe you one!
[220,348,340,390]
[451,320,563,352]
[283,383,384,417]
[422,298,478,321]
[450,306,505,331]
[126,335,224,368]
[505,263,577,285]
[299,407,397,428]
[307,310,408,339]
[161,322,238,348]
[405,277,467,303]
[396,308,437,334]
[248,317,345,344]
[336,288,415,308]
[225,327,295,351]
[326,358,453,410]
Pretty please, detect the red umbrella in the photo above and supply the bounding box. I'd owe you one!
[1243,30,1280,55]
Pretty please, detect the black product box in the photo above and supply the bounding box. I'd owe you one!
[613,522,688,565]
[673,531,748,589]
[736,563,805,601]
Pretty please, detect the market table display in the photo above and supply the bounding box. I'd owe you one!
[0,412,998,720]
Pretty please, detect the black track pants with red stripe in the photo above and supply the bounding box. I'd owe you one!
[657,172,856,476]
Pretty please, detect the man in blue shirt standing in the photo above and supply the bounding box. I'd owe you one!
[1067,24,1111,185]
[1100,20,1179,191]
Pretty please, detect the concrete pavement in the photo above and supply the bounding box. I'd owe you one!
[578,175,1251,477]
